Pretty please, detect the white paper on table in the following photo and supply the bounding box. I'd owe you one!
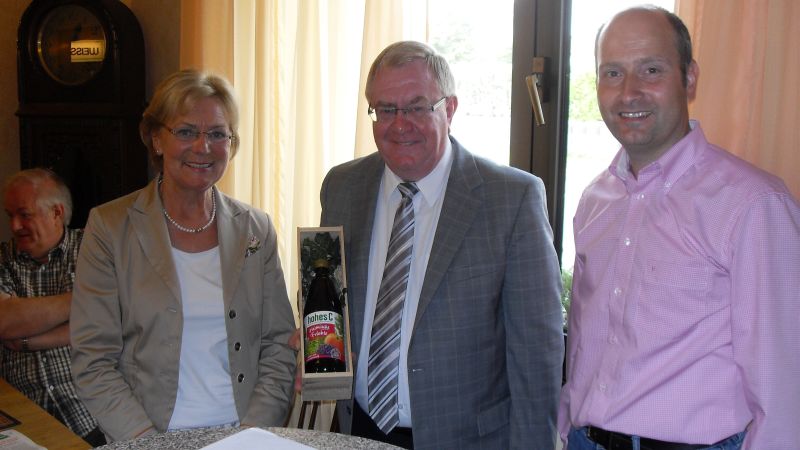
[200,428,316,450]
[0,430,46,450]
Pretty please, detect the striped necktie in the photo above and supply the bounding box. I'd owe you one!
[367,181,419,433]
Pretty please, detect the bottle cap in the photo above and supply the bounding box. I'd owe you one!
[312,259,330,269]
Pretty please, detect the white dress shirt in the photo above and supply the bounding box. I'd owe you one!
[355,141,453,428]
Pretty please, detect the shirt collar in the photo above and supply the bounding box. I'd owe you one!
[610,120,708,192]
[381,138,453,207]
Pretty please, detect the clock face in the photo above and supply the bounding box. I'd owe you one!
[36,4,107,86]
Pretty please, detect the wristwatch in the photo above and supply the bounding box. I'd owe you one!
[21,337,30,352]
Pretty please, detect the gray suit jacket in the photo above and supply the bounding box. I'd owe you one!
[70,179,296,442]
[321,137,564,449]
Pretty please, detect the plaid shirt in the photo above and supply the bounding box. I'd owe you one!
[0,228,98,438]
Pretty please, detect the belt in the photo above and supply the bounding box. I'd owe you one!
[587,426,710,450]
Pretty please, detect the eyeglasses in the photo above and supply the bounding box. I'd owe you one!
[368,96,447,123]
[161,124,236,145]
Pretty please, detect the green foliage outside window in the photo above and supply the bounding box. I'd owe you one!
[568,71,602,122]
[561,268,573,330]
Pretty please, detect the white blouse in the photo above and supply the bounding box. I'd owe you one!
[167,246,238,430]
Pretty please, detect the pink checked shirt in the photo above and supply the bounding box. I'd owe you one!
[558,122,800,449]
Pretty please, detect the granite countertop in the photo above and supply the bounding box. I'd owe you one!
[98,426,402,450]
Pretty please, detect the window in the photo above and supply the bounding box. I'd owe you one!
[428,0,515,166]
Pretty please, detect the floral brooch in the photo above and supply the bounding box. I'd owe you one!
[245,236,261,257]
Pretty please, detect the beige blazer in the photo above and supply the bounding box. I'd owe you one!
[70,180,296,442]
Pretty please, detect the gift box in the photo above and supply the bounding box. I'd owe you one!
[296,226,354,401]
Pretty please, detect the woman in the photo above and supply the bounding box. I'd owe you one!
[70,70,296,442]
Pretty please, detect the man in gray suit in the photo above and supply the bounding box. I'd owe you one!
[321,41,564,449]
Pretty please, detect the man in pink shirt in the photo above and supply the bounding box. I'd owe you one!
[558,6,800,450]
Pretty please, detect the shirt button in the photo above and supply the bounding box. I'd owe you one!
[613,287,622,296]
[608,336,618,344]
[598,382,607,392]
[237,373,245,383]
[637,193,645,200]
[234,342,241,351]
[49,385,55,391]
[229,310,237,319]
[624,237,631,246]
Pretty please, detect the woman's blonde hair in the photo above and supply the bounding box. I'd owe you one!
[139,69,240,170]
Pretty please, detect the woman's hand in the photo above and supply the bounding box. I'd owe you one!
[288,328,303,392]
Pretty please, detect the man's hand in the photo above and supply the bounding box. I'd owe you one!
[1,337,25,351]
[0,323,69,351]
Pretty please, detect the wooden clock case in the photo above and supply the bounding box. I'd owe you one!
[16,0,149,228]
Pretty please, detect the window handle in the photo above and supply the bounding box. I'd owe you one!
[526,57,547,127]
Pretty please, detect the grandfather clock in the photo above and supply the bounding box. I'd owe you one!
[16,0,148,228]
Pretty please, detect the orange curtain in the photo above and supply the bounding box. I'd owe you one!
[676,0,800,198]
[179,0,234,78]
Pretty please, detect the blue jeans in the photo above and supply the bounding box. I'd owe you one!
[567,427,745,450]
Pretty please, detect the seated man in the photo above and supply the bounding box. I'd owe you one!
[0,168,104,446]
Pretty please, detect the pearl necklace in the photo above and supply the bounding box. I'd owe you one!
[158,176,217,233]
